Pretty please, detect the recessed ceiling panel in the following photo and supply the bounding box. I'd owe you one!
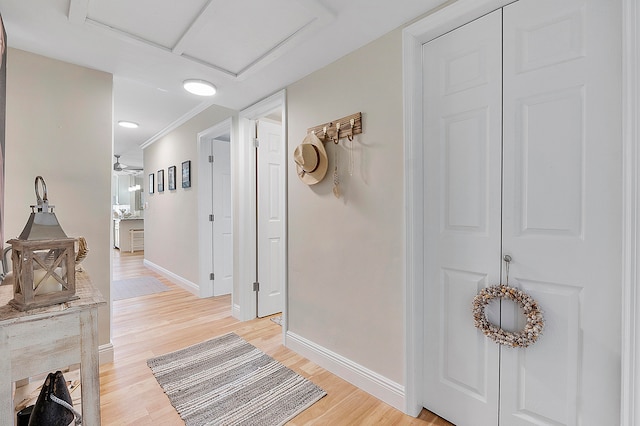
[3,0,449,157]
[87,0,209,49]
[181,0,317,75]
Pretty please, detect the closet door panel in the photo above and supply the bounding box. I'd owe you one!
[503,279,581,425]
[501,0,622,424]
[514,88,584,237]
[422,10,502,426]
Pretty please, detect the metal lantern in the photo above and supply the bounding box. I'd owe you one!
[8,176,77,311]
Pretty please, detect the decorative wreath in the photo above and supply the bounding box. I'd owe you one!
[472,285,544,348]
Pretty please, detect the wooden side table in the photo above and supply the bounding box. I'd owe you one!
[0,272,106,425]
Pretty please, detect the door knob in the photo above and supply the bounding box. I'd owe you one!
[503,255,512,285]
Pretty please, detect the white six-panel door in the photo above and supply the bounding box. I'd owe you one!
[500,0,621,424]
[423,9,502,426]
[212,138,233,296]
[257,119,285,317]
[422,0,621,424]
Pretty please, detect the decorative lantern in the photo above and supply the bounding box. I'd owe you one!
[8,176,77,310]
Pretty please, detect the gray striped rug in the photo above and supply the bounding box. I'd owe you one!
[147,333,326,425]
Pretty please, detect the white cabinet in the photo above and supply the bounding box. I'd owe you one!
[113,219,144,252]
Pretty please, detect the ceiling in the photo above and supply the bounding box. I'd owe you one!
[0,0,448,168]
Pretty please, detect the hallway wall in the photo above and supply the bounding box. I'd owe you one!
[5,47,113,348]
[286,28,405,385]
[143,106,235,290]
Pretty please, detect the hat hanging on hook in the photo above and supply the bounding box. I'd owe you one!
[293,132,328,185]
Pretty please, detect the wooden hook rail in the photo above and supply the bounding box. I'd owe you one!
[308,112,362,143]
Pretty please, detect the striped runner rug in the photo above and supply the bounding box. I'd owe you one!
[147,333,326,425]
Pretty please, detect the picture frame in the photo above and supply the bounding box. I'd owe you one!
[157,169,164,193]
[168,165,176,191]
[148,173,154,194]
[182,160,191,188]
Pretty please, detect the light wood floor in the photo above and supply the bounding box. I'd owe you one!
[100,250,454,425]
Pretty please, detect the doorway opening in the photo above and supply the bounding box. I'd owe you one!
[236,90,287,323]
[198,118,233,298]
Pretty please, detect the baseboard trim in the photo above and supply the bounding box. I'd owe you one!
[232,303,241,320]
[285,331,405,412]
[143,259,199,296]
[99,342,114,365]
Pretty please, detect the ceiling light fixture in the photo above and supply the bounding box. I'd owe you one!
[183,79,217,96]
[118,120,139,129]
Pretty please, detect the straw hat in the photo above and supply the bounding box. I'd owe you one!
[294,132,328,185]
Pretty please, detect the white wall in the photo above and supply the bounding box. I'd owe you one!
[5,48,113,347]
[286,28,405,384]
[143,106,235,289]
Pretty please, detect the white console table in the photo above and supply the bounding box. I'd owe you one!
[0,272,105,425]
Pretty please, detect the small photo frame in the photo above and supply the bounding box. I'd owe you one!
[148,173,154,194]
[182,160,191,188]
[168,165,176,191]
[157,169,164,193]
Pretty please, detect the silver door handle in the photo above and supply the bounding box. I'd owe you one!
[503,255,512,285]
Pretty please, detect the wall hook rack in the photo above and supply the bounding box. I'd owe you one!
[308,112,362,143]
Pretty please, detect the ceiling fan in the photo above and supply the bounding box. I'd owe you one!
[113,155,143,173]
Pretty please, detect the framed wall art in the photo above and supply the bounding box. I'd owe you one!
[168,165,176,190]
[157,169,164,193]
[182,160,191,188]
[148,173,154,194]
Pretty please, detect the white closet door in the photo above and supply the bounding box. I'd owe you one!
[500,0,622,424]
[212,139,233,296]
[422,10,503,426]
[423,0,622,424]
[257,119,285,317]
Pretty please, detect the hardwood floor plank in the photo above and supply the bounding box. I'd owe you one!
[101,250,453,425]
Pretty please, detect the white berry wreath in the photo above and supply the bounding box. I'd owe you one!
[472,285,544,348]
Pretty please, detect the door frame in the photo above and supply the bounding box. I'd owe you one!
[197,117,234,298]
[402,0,640,423]
[236,90,287,323]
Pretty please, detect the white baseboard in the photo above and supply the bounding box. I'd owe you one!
[99,342,114,365]
[232,303,241,320]
[143,259,199,296]
[285,331,405,412]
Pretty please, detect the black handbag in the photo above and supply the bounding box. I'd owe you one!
[27,371,81,425]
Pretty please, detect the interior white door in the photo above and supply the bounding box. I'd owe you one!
[257,119,285,317]
[212,138,232,296]
[422,10,503,426]
[500,0,621,424]
[422,0,622,424]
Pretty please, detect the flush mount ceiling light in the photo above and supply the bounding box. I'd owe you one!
[183,79,217,96]
[118,120,139,129]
